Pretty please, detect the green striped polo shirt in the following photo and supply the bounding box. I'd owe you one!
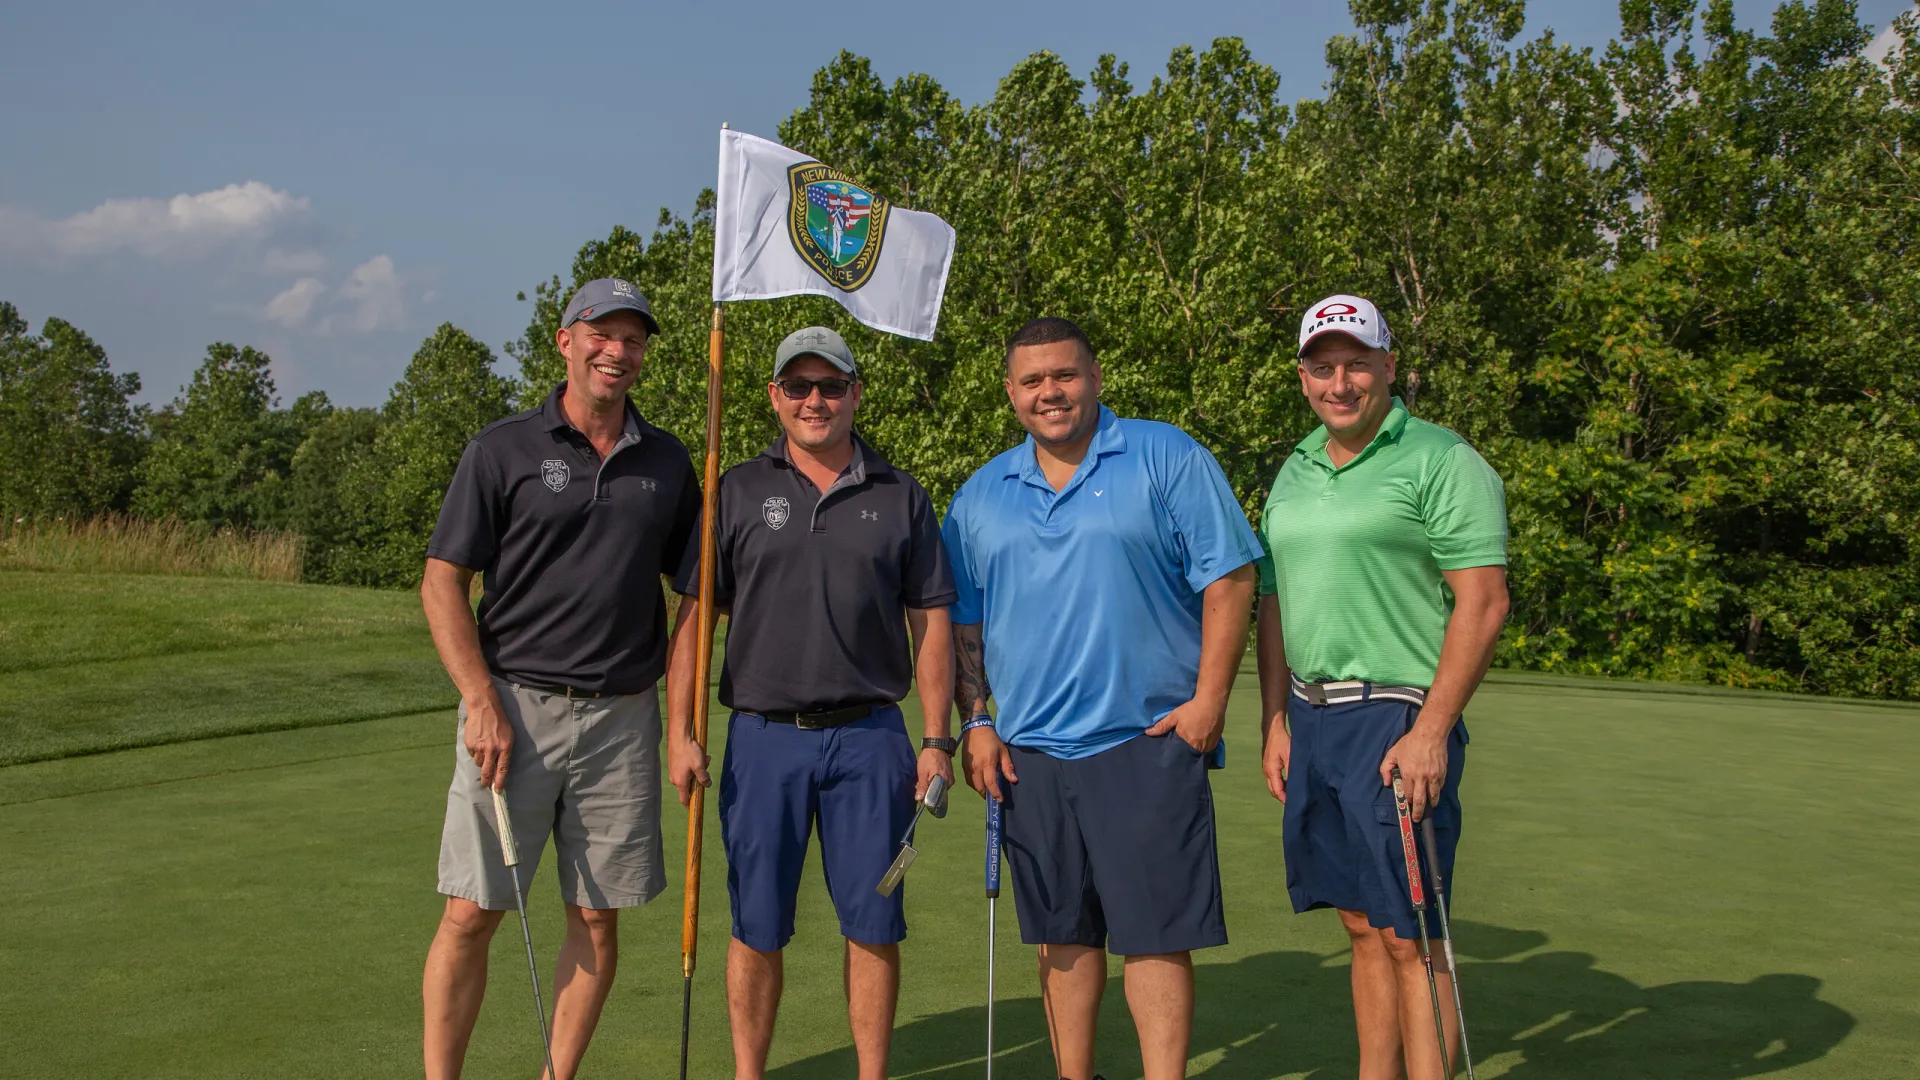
[1257,398,1508,688]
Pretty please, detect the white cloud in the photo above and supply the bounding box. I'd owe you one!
[0,181,312,260]
[263,256,410,335]
[264,277,326,327]
[320,255,407,335]
[263,247,330,275]
[1866,6,1917,68]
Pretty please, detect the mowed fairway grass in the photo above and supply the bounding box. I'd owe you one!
[1,572,1916,1079]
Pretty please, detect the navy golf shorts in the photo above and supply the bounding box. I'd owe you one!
[1283,697,1466,941]
[718,705,917,951]
[1001,731,1227,956]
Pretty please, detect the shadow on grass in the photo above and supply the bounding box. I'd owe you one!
[770,921,1852,1080]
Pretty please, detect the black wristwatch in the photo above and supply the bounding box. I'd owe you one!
[921,736,959,754]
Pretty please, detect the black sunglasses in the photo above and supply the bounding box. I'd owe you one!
[775,376,854,400]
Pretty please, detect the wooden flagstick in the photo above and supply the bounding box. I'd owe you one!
[679,297,725,1080]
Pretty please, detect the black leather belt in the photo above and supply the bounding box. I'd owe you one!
[750,703,880,730]
[510,679,605,700]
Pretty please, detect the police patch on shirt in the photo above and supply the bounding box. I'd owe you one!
[763,496,791,530]
[542,459,570,492]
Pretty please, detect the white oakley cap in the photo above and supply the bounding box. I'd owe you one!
[1297,294,1393,358]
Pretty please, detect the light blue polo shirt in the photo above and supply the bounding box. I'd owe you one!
[942,407,1261,759]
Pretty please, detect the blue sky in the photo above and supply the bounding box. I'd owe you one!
[1,0,1913,408]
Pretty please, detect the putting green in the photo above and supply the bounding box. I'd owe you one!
[0,574,1915,1078]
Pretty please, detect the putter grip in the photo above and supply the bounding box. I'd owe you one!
[1388,767,1425,909]
[491,787,521,868]
[985,796,1002,898]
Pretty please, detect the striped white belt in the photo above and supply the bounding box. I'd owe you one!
[1290,674,1427,708]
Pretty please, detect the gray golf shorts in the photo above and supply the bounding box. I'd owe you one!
[438,677,666,911]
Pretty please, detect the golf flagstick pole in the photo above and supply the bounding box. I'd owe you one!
[679,299,725,1080]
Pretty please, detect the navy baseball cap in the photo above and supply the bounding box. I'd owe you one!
[561,278,660,336]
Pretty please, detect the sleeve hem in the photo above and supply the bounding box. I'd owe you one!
[1184,548,1261,592]
[903,591,960,610]
[1434,554,1508,571]
[425,546,489,571]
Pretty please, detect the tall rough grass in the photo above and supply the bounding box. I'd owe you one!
[0,515,303,582]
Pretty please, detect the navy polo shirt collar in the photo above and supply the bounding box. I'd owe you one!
[541,383,644,443]
[762,432,894,487]
[1007,405,1128,498]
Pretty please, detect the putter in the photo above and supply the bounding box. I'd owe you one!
[876,773,949,896]
[1389,767,1452,1079]
[1422,815,1476,1079]
[984,794,1002,1080]
[492,788,559,1080]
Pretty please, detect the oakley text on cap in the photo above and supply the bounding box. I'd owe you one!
[1298,294,1392,357]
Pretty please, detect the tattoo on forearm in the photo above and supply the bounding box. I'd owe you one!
[955,628,992,710]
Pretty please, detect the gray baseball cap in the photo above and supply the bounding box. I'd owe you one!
[561,278,660,336]
[773,326,858,378]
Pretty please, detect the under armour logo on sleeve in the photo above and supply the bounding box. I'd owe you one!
[861,510,879,520]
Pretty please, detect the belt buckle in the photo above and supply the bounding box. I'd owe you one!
[1303,682,1328,707]
[795,711,829,731]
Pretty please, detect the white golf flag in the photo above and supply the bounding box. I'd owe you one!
[712,129,956,341]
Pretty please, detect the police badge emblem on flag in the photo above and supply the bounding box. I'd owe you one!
[787,163,891,291]
[762,496,791,530]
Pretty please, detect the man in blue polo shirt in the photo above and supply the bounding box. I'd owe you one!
[944,317,1260,1080]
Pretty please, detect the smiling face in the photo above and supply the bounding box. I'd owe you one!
[555,310,651,407]
[1297,332,1396,442]
[1005,339,1102,450]
[768,355,861,456]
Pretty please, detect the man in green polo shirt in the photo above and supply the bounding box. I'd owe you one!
[1255,293,1509,1080]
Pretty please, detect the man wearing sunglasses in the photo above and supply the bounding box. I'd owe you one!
[666,325,957,1080]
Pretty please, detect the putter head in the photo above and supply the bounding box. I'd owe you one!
[924,774,950,819]
[876,842,918,896]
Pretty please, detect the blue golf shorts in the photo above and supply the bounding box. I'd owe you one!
[1001,731,1227,956]
[1283,696,1467,941]
[718,705,916,951]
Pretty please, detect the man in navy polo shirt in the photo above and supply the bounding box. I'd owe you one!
[666,326,956,1080]
[944,317,1260,1080]
[420,278,702,1079]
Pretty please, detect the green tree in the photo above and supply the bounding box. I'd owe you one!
[287,406,382,583]
[0,304,146,519]
[133,343,314,529]
[339,324,514,587]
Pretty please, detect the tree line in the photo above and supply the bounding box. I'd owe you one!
[4,0,1917,699]
[0,309,512,587]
